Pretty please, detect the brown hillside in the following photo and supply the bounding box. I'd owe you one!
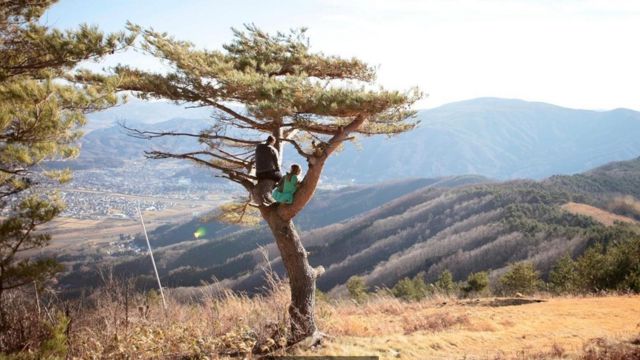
[561,202,638,226]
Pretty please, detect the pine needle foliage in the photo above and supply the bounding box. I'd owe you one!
[81,23,421,340]
[499,262,542,296]
[80,24,422,224]
[0,0,135,320]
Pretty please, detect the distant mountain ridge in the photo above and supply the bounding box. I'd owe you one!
[327,97,640,181]
[77,97,640,181]
[72,117,210,169]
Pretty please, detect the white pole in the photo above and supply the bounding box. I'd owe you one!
[137,203,167,310]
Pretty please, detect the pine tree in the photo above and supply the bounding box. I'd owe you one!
[434,269,456,295]
[0,0,135,321]
[392,274,428,301]
[549,253,579,294]
[346,276,368,304]
[499,262,541,296]
[463,271,489,296]
[84,25,421,342]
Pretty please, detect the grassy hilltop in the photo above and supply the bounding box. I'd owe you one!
[5,278,639,359]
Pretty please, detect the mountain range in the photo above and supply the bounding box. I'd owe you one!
[75,97,640,182]
[330,98,640,181]
[55,97,640,296]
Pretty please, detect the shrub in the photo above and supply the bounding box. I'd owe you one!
[0,290,68,358]
[549,254,579,294]
[574,230,640,293]
[315,288,329,303]
[391,274,428,301]
[434,269,456,295]
[499,262,541,296]
[38,312,70,359]
[462,271,489,296]
[346,276,368,303]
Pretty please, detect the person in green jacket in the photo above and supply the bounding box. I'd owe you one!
[273,164,302,204]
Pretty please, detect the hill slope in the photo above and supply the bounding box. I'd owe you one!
[59,177,481,293]
[213,157,639,295]
[59,158,640,295]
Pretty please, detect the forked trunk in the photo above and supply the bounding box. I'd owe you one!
[262,207,317,341]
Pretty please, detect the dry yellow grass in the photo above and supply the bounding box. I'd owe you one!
[6,278,639,359]
[66,280,293,359]
[561,202,637,226]
[302,295,640,359]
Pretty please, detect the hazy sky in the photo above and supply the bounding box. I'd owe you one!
[45,0,640,110]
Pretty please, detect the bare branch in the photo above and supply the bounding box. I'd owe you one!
[144,150,255,190]
[215,147,253,166]
[281,138,312,159]
[119,121,262,146]
[0,167,27,175]
[205,101,271,131]
[120,122,202,140]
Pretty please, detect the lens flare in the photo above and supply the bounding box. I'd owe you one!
[194,226,207,239]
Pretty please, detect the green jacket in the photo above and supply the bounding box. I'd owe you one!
[273,174,299,204]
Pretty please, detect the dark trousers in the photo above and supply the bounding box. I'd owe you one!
[256,170,282,184]
[253,170,282,206]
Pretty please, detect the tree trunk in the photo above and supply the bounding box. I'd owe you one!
[261,207,317,341]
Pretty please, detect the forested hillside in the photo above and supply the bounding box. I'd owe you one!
[235,157,640,294]
[58,158,640,296]
[59,177,469,294]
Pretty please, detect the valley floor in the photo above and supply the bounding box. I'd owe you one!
[300,296,640,359]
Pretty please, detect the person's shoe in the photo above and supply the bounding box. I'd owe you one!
[261,193,277,206]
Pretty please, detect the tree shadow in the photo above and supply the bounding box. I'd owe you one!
[487,298,546,307]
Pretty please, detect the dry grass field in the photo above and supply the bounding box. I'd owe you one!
[52,277,639,360]
[561,202,637,226]
[301,295,640,359]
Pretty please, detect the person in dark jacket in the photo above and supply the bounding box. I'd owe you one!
[253,136,281,205]
[255,135,282,182]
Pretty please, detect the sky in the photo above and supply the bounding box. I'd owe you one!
[44,0,640,111]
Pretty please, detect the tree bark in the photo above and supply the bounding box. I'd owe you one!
[261,207,317,341]
[254,116,367,343]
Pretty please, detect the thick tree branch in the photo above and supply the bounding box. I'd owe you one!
[284,121,339,135]
[276,115,366,220]
[0,167,27,175]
